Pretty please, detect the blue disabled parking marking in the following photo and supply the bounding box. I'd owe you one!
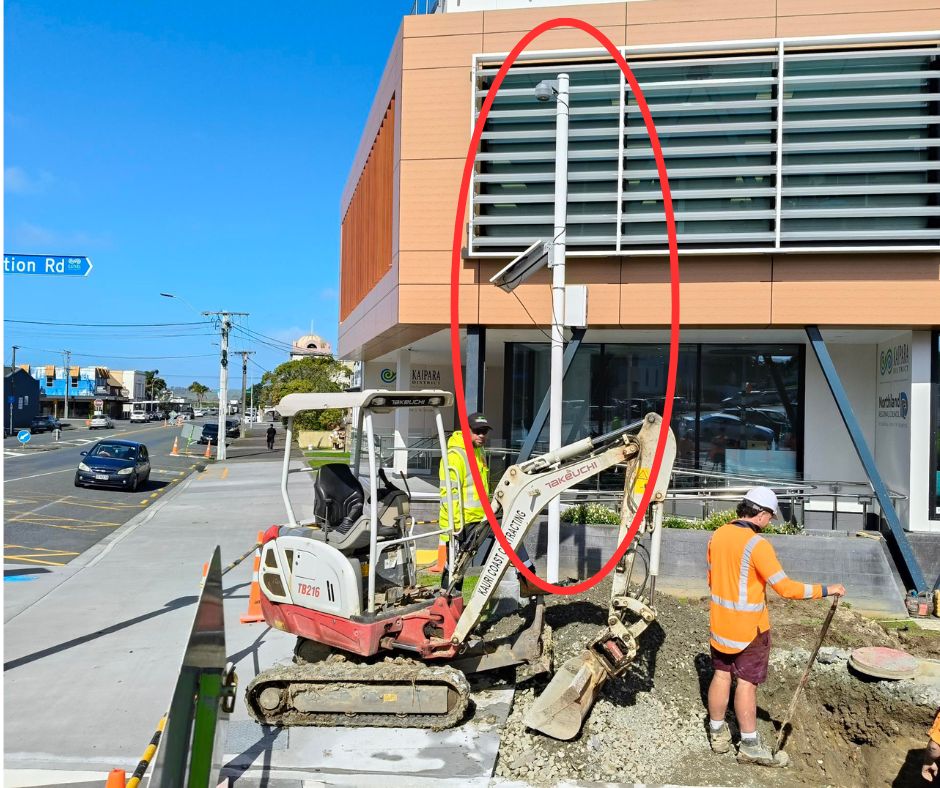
[4,574,37,582]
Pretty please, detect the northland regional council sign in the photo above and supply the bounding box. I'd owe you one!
[4,254,93,277]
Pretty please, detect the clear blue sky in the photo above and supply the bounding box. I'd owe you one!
[4,1,411,391]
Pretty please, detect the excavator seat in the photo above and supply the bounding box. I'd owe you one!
[288,463,406,555]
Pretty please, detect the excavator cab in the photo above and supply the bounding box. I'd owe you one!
[257,390,454,627]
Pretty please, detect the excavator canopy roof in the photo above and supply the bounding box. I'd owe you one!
[276,389,453,416]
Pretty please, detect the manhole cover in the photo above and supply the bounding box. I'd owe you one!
[848,646,918,680]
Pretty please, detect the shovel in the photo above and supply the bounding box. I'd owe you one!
[774,595,840,755]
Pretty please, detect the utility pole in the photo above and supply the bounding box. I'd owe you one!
[10,345,19,435]
[205,312,248,461]
[234,350,255,433]
[63,350,72,421]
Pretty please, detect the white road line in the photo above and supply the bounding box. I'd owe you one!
[5,469,74,483]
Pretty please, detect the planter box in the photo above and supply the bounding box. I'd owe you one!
[521,521,907,618]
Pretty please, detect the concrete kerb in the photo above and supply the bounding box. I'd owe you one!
[3,464,204,623]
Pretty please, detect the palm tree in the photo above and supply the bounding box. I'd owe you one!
[188,381,210,406]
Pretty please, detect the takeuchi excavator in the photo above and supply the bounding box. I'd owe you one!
[245,390,676,740]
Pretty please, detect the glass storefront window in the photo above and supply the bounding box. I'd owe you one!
[931,331,940,519]
[506,342,804,480]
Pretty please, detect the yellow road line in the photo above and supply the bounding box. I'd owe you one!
[220,468,229,480]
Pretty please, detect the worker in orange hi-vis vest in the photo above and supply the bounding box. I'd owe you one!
[923,708,940,782]
[705,487,845,768]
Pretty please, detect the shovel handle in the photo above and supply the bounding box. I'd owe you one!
[774,595,840,753]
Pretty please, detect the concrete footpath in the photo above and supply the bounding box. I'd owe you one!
[2,432,517,788]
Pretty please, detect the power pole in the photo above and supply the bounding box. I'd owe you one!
[205,312,248,461]
[63,350,72,421]
[234,351,255,433]
[10,345,19,435]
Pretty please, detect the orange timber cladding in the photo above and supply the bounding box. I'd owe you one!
[340,98,395,322]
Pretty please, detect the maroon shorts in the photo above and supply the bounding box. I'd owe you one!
[711,630,771,685]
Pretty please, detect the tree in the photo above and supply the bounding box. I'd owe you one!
[188,381,210,405]
[257,356,350,430]
[144,370,168,400]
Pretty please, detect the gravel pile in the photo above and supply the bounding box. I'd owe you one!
[492,581,939,787]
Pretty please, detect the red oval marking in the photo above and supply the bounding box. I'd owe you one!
[449,17,680,595]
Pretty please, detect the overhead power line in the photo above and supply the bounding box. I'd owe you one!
[5,319,207,327]
[12,345,218,361]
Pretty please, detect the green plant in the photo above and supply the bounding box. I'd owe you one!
[662,509,804,535]
[561,502,621,525]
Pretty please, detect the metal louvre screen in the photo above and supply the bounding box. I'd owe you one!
[470,37,940,256]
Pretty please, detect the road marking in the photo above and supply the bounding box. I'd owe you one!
[5,468,74,483]
[220,467,229,480]
[4,543,80,566]
[149,492,158,498]
[4,450,26,457]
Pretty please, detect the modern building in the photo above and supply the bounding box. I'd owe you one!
[4,366,41,433]
[338,0,940,535]
[30,364,127,419]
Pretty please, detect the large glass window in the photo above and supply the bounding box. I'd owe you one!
[931,331,940,519]
[505,342,803,480]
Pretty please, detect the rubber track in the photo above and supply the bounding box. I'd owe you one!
[245,658,471,730]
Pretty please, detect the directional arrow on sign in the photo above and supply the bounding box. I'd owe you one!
[3,254,93,277]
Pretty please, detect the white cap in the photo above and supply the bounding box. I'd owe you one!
[744,486,779,519]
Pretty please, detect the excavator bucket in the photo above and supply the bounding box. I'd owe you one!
[523,649,608,740]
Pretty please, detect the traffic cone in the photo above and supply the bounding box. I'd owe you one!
[171,436,180,456]
[428,542,447,574]
[105,769,126,788]
[204,437,212,459]
[240,531,266,623]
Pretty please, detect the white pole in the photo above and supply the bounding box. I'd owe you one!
[547,72,569,584]
[63,350,71,421]
[217,316,230,461]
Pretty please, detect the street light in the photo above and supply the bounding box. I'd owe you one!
[159,292,200,315]
[537,73,569,585]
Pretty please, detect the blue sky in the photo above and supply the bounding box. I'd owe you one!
[4,1,411,390]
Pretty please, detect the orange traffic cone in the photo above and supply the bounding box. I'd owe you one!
[171,436,180,456]
[105,769,126,787]
[428,543,448,574]
[204,437,212,459]
[240,531,265,623]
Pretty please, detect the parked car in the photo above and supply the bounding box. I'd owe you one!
[198,420,240,444]
[89,414,114,430]
[225,418,241,438]
[193,408,206,418]
[130,411,149,423]
[30,415,62,433]
[149,411,165,422]
[74,440,151,491]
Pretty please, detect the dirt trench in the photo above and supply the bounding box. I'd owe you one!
[491,582,939,787]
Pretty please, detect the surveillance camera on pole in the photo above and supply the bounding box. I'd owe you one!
[534,79,558,103]
[490,239,551,293]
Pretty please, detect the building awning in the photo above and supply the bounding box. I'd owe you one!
[107,374,122,388]
[69,366,80,377]
[45,365,55,377]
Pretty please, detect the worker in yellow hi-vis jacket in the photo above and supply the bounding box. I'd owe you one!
[432,412,541,596]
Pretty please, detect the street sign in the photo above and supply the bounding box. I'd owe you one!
[3,254,93,277]
[94,398,104,411]
[17,429,31,444]
[7,395,14,405]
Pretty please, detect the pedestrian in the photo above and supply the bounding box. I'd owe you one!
[266,423,276,451]
[923,708,940,782]
[432,412,542,596]
[705,486,845,767]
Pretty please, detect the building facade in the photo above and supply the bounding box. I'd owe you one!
[30,365,127,419]
[4,367,41,432]
[338,0,940,533]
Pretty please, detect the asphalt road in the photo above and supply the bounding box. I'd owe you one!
[3,420,211,567]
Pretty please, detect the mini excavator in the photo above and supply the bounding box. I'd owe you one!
[245,390,676,740]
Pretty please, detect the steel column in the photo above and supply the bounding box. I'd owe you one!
[465,326,486,414]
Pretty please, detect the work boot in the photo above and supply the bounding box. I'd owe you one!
[708,722,732,754]
[428,544,447,574]
[737,734,790,767]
